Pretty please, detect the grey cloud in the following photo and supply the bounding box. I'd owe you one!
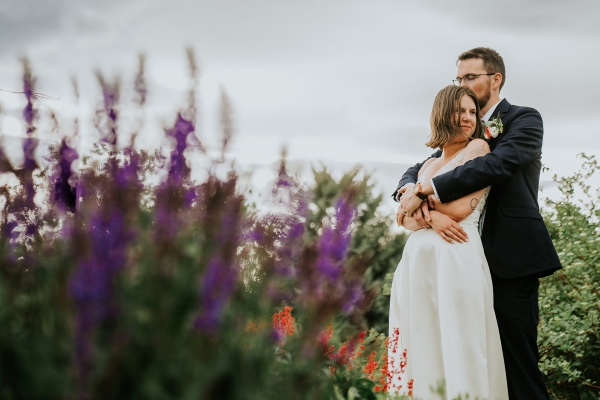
[1,0,598,185]
[418,0,599,36]
[0,0,60,54]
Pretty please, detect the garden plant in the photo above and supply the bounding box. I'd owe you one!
[0,53,598,400]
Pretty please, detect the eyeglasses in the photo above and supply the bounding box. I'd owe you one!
[453,73,495,86]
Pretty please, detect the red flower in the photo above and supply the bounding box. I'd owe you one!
[484,126,492,139]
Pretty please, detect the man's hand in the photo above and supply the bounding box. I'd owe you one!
[396,183,414,201]
[399,191,424,216]
[428,211,469,244]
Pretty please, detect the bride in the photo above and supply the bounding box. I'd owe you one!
[389,85,508,399]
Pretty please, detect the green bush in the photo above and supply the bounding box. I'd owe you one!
[539,154,600,400]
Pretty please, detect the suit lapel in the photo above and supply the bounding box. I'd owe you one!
[488,99,511,149]
[492,98,511,120]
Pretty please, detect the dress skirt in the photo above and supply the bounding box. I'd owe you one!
[388,224,509,400]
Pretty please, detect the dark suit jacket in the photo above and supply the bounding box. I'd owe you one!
[393,99,561,279]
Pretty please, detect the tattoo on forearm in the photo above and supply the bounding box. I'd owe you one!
[470,198,479,210]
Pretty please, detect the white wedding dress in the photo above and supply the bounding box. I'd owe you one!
[388,148,508,400]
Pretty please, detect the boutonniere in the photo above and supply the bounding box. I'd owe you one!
[483,116,503,140]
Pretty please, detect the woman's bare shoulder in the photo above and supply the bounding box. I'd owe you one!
[467,138,490,150]
[463,139,490,162]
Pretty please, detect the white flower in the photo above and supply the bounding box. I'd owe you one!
[482,116,503,141]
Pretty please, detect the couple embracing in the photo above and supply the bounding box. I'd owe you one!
[389,47,561,399]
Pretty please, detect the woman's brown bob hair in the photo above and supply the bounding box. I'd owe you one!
[426,85,482,149]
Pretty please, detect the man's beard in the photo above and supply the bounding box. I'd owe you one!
[477,83,491,109]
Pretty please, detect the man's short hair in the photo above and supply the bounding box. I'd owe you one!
[457,47,506,91]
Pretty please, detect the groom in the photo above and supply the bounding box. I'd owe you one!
[393,47,561,399]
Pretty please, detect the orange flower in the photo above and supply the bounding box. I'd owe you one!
[272,306,295,341]
[244,320,258,333]
[362,351,378,379]
[318,324,336,358]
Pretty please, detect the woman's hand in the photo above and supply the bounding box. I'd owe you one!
[429,210,468,244]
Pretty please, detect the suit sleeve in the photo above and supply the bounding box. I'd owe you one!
[432,107,543,203]
[391,150,441,202]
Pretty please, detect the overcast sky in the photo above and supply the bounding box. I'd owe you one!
[1,0,599,203]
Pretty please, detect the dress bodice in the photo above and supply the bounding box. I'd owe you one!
[418,148,490,229]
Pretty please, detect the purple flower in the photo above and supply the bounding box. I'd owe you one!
[165,113,194,183]
[69,211,133,378]
[184,187,197,207]
[342,282,364,315]
[194,258,237,332]
[195,198,242,332]
[288,220,305,242]
[115,149,140,189]
[54,139,78,213]
[95,73,120,145]
[244,225,265,243]
[21,58,37,133]
[22,102,35,130]
[315,197,356,281]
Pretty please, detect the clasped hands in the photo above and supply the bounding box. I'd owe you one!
[396,183,468,244]
[396,183,432,227]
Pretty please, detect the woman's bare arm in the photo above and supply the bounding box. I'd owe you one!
[399,158,436,231]
[430,139,490,222]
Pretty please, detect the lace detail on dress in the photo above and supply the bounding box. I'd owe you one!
[433,148,467,178]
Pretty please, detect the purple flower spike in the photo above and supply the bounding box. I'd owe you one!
[22,102,35,131]
[342,283,364,315]
[166,113,194,182]
[115,149,140,190]
[54,139,78,213]
[95,73,120,145]
[195,197,242,333]
[184,187,197,207]
[316,255,342,281]
[194,258,237,332]
[70,211,134,379]
[315,196,356,281]
[21,58,37,134]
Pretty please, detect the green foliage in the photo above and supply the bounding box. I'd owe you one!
[539,154,600,399]
[307,166,407,333]
[0,149,405,399]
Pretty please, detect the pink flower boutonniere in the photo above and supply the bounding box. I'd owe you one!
[483,116,503,140]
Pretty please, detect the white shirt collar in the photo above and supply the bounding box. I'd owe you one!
[482,98,504,121]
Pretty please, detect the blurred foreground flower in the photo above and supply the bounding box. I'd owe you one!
[0,54,408,400]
